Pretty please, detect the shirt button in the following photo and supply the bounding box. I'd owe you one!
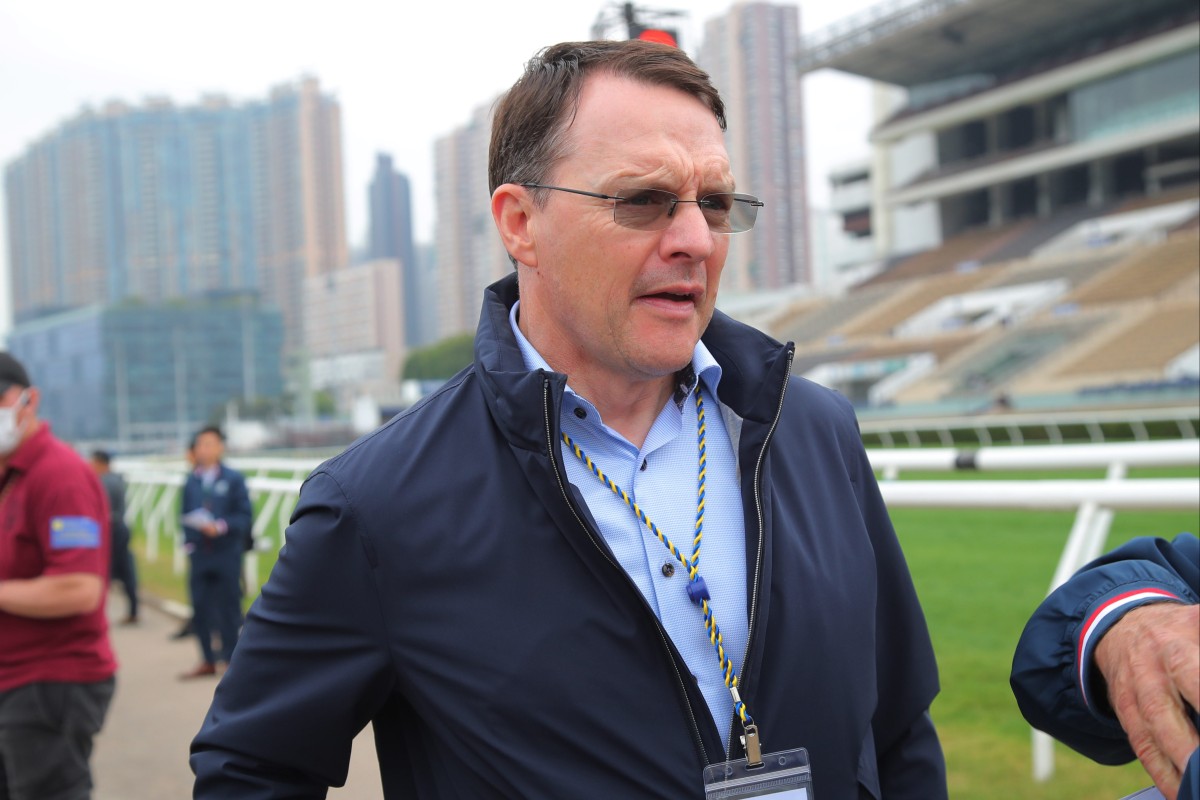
[573,407,586,419]
[640,458,648,472]
[661,562,675,577]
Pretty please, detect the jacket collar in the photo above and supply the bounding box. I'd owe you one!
[472,273,794,449]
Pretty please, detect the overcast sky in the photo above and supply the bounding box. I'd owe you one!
[0,0,880,335]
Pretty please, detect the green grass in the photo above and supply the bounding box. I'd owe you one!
[127,469,1198,798]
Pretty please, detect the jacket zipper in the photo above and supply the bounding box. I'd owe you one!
[725,348,795,760]
[541,376,711,767]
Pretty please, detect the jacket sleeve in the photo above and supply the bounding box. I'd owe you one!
[180,478,202,547]
[1010,533,1200,765]
[845,410,947,800]
[864,480,948,799]
[191,470,396,797]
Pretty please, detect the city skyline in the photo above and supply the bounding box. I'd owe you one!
[5,77,346,351]
[0,0,879,336]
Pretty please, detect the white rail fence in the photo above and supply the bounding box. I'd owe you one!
[118,440,1199,783]
[860,405,1199,447]
[119,467,306,600]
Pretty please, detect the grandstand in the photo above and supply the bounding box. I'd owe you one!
[784,0,1199,417]
[1063,228,1199,305]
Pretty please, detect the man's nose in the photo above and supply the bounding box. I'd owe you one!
[661,200,715,256]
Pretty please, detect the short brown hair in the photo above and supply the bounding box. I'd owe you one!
[488,40,726,196]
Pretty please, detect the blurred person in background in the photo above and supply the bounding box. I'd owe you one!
[1013,533,1199,800]
[90,450,138,625]
[0,352,116,799]
[169,439,197,641]
[178,425,251,680]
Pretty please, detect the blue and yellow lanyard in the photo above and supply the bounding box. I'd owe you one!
[563,390,764,763]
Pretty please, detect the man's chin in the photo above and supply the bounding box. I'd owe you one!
[627,346,699,380]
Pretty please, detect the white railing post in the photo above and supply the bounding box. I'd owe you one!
[252,492,284,549]
[243,552,259,597]
[1032,730,1055,782]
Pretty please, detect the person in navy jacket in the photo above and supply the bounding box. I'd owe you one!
[179,425,252,679]
[191,40,945,799]
[1012,534,1199,800]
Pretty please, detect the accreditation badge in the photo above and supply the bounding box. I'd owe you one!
[702,747,813,799]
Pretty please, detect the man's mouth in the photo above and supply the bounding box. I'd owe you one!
[643,290,697,304]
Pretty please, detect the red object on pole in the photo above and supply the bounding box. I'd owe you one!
[636,28,678,47]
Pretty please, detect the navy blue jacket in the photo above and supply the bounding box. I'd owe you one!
[1011,533,1200,800]
[182,463,253,558]
[192,274,945,799]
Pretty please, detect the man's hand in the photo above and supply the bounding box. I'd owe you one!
[1095,602,1200,800]
[201,521,221,538]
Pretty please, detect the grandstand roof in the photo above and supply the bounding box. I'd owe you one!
[797,0,1192,86]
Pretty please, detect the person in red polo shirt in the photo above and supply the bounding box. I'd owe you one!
[0,352,116,800]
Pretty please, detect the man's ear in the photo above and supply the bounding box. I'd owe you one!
[491,184,538,269]
[24,387,39,417]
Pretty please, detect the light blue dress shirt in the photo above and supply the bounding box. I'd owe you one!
[509,302,748,744]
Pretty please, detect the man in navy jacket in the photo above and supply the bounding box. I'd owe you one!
[1012,534,1199,800]
[179,425,252,679]
[192,40,945,799]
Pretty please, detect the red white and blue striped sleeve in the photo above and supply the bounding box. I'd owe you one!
[1076,586,1184,710]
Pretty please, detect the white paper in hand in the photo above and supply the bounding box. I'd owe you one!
[181,507,216,528]
[1119,788,1166,800]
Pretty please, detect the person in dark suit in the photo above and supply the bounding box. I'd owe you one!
[90,449,138,625]
[178,426,252,679]
[170,440,197,641]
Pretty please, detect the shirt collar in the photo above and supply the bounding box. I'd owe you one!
[507,300,723,404]
[194,464,221,482]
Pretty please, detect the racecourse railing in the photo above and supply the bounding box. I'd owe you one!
[117,439,1199,783]
[859,405,1199,447]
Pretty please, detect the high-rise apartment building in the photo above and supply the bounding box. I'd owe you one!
[368,153,424,346]
[433,101,511,338]
[304,258,405,407]
[697,2,811,290]
[4,76,347,350]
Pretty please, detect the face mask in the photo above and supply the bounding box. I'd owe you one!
[0,390,30,455]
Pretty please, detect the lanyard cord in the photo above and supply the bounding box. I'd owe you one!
[562,391,755,728]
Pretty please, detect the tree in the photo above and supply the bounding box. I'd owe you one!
[402,332,475,380]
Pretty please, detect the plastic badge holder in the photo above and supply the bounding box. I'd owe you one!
[1118,789,1165,800]
[703,748,813,800]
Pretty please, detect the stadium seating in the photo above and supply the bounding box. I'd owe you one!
[983,250,1125,293]
[838,270,998,338]
[1058,299,1200,378]
[859,224,1019,285]
[892,316,1104,403]
[982,204,1110,265]
[1066,230,1200,306]
[766,175,1198,413]
[773,282,894,345]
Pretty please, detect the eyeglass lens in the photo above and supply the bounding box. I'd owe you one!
[615,189,759,233]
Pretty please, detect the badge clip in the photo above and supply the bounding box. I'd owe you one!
[741,723,763,768]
